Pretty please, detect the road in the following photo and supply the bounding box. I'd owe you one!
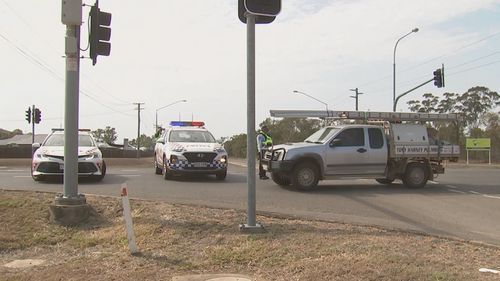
[1,159,499,246]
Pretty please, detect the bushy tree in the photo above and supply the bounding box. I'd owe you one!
[130,134,155,150]
[92,126,118,144]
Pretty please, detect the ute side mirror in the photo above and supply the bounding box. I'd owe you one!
[329,139,341,148]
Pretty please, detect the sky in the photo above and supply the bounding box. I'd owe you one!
[1,0,500,142]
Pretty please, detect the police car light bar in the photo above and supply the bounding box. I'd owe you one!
[170,121,205,127]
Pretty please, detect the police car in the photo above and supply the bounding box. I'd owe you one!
[154,121,228,180]
[31,129,106,181]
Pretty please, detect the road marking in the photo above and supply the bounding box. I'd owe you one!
[121,169,139,172]
[482,195,500,200]
[447,189,466,194]
[117,175,141,177]
[469,191,481,195]
[429,180,439,184]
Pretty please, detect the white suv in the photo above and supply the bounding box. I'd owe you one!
[154,121,228,180]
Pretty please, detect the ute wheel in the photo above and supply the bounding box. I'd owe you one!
[271,172,291,186]
[376,178,394,185]
[291,162,319,191]
[403,163,428,188]
[216,170,227,180]
[163,157,173,180]
[154,155,162,175]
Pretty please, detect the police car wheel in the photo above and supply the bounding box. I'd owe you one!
[154,155,162,175]
[216,171,227,180]
[163,157,173,180]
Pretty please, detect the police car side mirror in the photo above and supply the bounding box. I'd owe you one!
[156,139,164,145]
[32,143,41,149]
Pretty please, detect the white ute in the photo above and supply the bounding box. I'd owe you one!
[263,110,460,190]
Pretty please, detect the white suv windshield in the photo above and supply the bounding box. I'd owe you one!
[169,130,216,143]
[304,127,340,144]
[43,134,95,147]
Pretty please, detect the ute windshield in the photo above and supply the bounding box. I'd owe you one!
[169,130,216,143]
[304,127,340,144]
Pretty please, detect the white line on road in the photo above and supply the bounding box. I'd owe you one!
[446,185,460,189]
[446,189,466,194]
[121,169,139,172]
[117,175,141,177]
[429,181,439,184]
[469,191,481,195]
[483,195,500,200]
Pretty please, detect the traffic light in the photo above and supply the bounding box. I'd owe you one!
[238,0,281,24]
[433,67,445,88]
[25,107,31,124]
[89,1,111,65]
[34,108,42,124]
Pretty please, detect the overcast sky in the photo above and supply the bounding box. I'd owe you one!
[1,0,499,141]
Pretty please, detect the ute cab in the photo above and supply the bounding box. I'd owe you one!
[154,121,228,180]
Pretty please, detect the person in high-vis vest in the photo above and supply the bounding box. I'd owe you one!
[257,125,273,180]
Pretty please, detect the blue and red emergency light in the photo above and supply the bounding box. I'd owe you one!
[169,121,205,127]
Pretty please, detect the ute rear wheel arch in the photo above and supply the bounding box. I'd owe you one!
[403,163,428,188]
[291,162,319,191]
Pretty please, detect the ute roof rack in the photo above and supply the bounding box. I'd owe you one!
[269,110,459,122]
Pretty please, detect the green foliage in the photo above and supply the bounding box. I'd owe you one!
[130,134,155,150]
[91,126,118,144]
[224,118,322,158]
[407,86,499,161]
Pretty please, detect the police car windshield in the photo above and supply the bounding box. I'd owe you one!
[304,127,340,144]
[43,134,95,147]
[169,130,216,143]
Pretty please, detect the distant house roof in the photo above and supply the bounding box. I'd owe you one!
[0,134,48,146]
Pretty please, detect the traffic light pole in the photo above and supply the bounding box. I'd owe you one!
[31,105,35,144]
[240,13,263,233]
[62,22,83,202]
[393,78,433,111]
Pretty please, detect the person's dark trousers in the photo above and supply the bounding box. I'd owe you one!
[258,151,268,179]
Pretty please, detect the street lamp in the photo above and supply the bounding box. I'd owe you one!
[155,99,187,131]
[393,27,419,111]
[293,90,329,112]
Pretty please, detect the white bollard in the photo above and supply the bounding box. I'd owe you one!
[121,183,138,254]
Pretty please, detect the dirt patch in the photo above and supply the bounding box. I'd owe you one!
[1,189,499,281]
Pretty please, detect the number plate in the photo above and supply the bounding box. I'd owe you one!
[193,162,208,167]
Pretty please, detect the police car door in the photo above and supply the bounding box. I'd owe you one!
[325,127,370,175]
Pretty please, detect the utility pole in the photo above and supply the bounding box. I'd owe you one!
[349,88,363,111]
[133,102,144,159]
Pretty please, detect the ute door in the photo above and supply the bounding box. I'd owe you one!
[366,127,388,175]
[325,127,370,175]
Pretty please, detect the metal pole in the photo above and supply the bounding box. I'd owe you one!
[31,105,35,144]
[240,13,263,232]
[393,78,433,111]
[63,24,80,198]
[247,13,256,227]
[134,103,144,159]
[393,28,418,112]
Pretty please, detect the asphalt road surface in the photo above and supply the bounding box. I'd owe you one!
[1,159,499,246]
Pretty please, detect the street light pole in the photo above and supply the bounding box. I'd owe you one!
[155,99,187,131]
[393,28,419,111]
[293,90,329,112]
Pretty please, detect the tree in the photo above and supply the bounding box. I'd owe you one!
[130,134,155,150]
[91,126,118,144]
